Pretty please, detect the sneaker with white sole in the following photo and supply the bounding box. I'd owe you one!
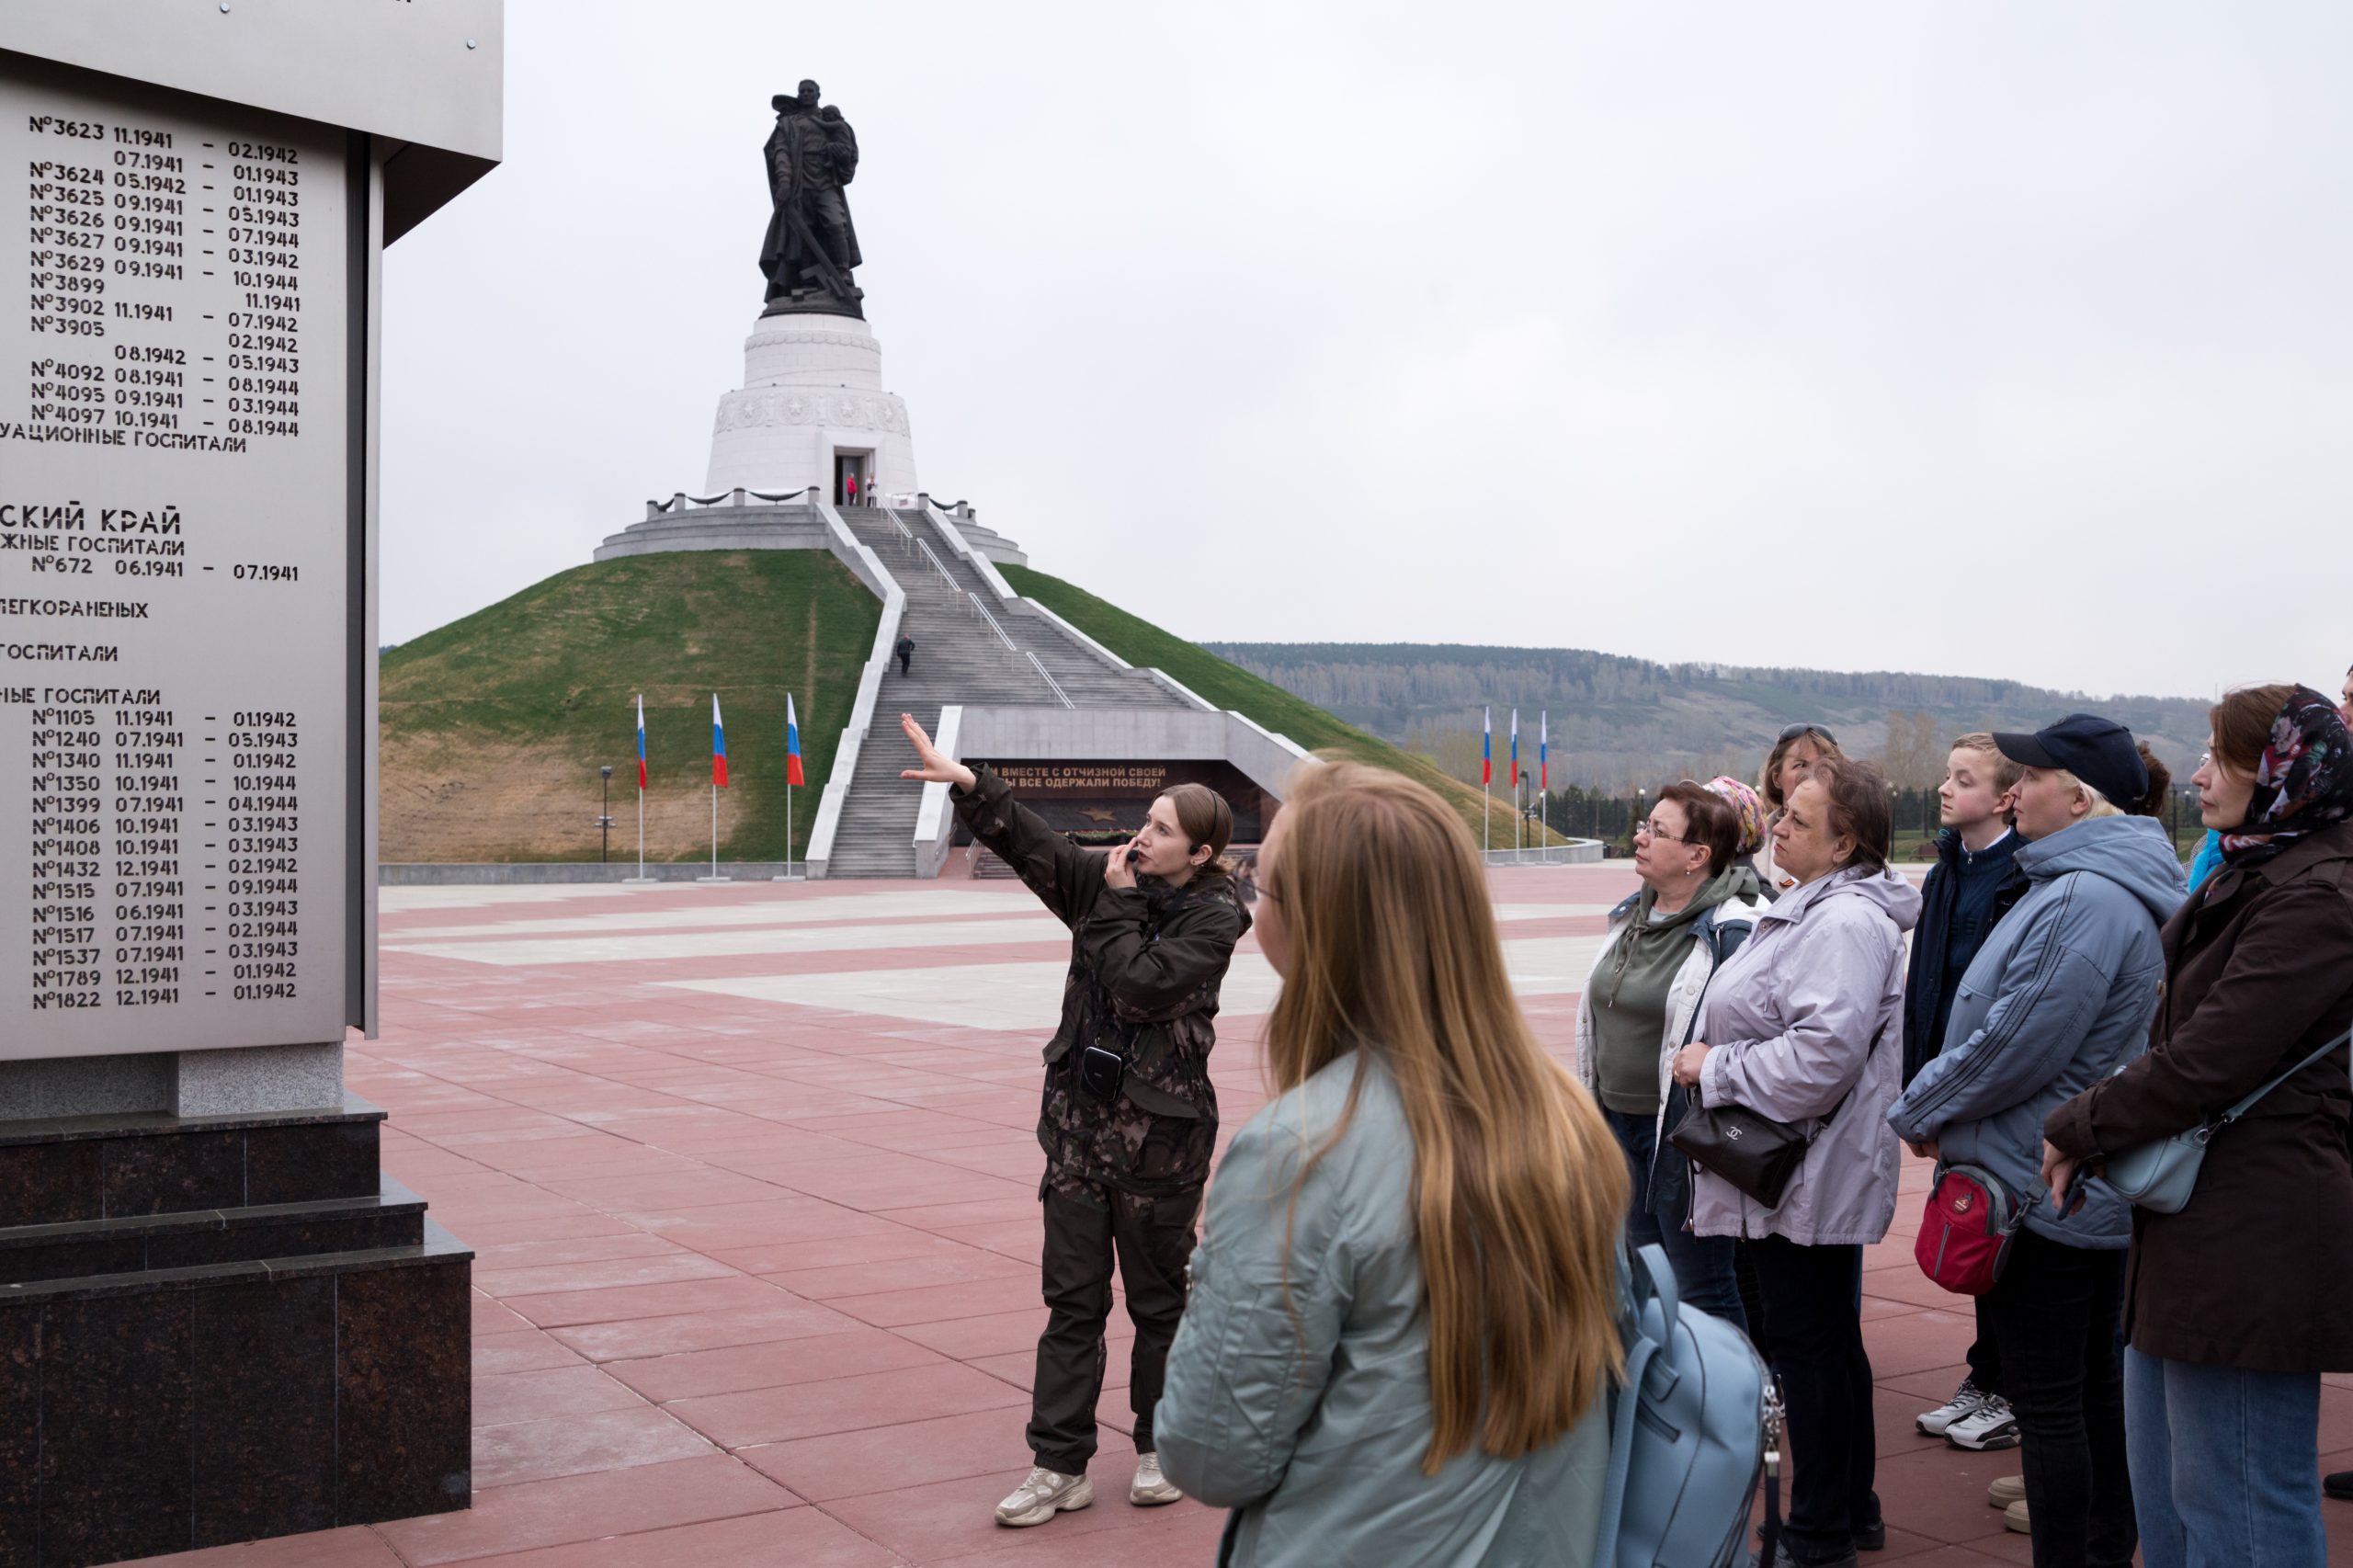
[1987,1475,2026,1509]
[995,1466,1094,1528]
[1945,1394,2021,1451]
[1130,1451,1182,1506]
[1915,1379,1992,1437]
[2003,1499,2031,1534]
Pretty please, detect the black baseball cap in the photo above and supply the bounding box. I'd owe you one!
[1992,714,2148,807]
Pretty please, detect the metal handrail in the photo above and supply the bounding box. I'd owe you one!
[879,508,915,556]
[968,592,1019,657]
[1026,651,1075,709]
[915,538,958,593]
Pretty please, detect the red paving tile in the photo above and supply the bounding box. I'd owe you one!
[159,869,2352,1565]
[446,1509,895,1568]
[470,1405,719,1488]
[472,1365,650,1426]
[603,1325,948,1403]
[547,1299,866,1362]
[665,1360,1031,1449]
[373,1455,799,1564]
[472,1329,591,1376]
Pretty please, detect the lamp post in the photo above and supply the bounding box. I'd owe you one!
[2178,788,2197,855]
[599,766,613,863]
[1632,786,1647,858]
[1890,782,1900,858]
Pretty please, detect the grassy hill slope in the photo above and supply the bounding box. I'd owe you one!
[381,551,879,862]
[1001,565,1566,849]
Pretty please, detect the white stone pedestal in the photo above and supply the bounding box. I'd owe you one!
[703,310,920,500]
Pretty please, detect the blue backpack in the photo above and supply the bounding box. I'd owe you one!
[1595,1243,1780,1568]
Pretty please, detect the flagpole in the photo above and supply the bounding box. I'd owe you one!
[623,692,656,883]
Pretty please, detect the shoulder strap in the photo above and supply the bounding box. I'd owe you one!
[2216,1026,2353,1127]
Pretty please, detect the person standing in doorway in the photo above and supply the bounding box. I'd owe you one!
[896,713,1248,1530]
[894,632,915,676]
[844,468,860,507]
[1904,735,2029,1461]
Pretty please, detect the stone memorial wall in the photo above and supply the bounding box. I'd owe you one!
[3,54,351,1061]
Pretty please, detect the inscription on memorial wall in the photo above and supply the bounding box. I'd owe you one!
[0,59,347,1058]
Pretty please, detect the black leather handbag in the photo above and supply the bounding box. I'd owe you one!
[1667,1023,1884,1209]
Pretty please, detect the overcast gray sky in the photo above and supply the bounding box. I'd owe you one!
[380,1,2353,703]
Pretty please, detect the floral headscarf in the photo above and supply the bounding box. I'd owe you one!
[2218,686,2353,868]
[1706,775,1769,857]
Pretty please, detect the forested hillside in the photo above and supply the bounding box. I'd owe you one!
[1203,642,2213,790]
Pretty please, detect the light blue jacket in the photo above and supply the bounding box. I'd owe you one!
[1888,814,2186,1247]
[1155,1051,1611,1568]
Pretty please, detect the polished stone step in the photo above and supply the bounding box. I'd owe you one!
[0,1176,429,1288]
[0,1094,383,1229]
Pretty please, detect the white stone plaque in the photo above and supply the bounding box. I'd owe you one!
[0,57,350,1058]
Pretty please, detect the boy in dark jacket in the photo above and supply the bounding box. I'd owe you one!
[1904,734,2029,1460]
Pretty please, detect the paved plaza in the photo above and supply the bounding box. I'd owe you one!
[125,866,2352,1568]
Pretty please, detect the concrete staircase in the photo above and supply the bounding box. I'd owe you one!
[820,506,1195,878]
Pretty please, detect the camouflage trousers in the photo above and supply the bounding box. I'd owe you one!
[1027,1176,1202,1473]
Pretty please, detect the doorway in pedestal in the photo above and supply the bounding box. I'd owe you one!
[835,450,874,507]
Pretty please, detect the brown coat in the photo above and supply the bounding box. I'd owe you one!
[2046,818,2353,1372]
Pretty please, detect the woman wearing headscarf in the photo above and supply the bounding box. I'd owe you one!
[2042,686,2353,1568]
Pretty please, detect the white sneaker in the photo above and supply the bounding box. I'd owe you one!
[994,1466,1094,1527]
[1130,1451,1182,1506]
[1945,1394,2021,1451]
[1915,1378,1991,1437]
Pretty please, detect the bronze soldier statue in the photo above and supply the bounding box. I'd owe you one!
[758,79,863,316]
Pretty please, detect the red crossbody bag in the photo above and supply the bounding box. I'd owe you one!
[1915,1162,2026,1295]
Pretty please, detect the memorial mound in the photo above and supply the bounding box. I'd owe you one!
[381,550,878,863]
[1001,565,1566,851]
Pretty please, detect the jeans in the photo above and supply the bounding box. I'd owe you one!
[2123,1346,2326,1568]
[1980,1230,2134,1568]
[1029,1182,1199,1474]
[1601,1107,1748,1333]
[1747,1236,1876,1560]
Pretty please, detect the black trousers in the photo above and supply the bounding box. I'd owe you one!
[896,651,911,675]
[1747,1236,1877,1561]
[1980,1230,2134,1568]
[1965,1297,2005,1396]
[1029,1182,1199,1475]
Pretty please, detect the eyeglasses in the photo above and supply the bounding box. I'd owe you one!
[1633,819,1693,845]
[1778,723,1838,746]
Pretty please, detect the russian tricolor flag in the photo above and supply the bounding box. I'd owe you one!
[1509,710,1519,788]
[1540,711,1549,793]
[785,694,805,787]
[711,694,729,788]
[635,694,647,790]
[1482,706,1492,787]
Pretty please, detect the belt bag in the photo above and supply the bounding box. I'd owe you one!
[1668,1022,1886,1210]
[2103,1027,2351,1215]
[1915,1163,2023,1295]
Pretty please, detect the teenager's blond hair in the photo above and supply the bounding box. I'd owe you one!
[1261,762,1626,1474]
[1950,733,2024,795]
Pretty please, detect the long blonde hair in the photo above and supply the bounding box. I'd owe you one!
[1263,762,1627,1474]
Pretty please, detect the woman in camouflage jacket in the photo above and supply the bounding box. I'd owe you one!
[897,713,1250,1528]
